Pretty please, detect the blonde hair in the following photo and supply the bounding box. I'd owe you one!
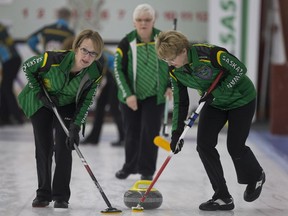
[72,29,104,60]
[155,30,190,60]
[133,4,155,22]
[62,36,75,50]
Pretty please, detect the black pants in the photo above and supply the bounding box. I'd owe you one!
[120,96,164,176]
[0,56,23,123]
[196,99,263,200]
[30,104,75,202]
[86,71,124,143]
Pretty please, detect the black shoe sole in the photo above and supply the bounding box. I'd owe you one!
[115,171,130,179]
[140,175,153,180]
[32,201,50,207]
[199,199,234,211]
[54,201,68,208]
[199,204,234,211]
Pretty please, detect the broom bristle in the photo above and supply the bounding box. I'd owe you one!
[101,207,122,214]
[131,204,144,212]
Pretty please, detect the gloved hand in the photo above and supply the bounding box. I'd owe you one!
[199,92,214,105]
[170,131,184,154]
[37,90,58,109]
[66,123,81,150]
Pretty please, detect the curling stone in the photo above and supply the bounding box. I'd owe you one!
[124,180,163,209]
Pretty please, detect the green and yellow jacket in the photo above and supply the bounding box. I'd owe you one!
[114,28,170,104]
[18,50,102,126]
[171,43,256,133]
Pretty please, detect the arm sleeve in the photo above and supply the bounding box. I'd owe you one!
[210,48,247,97]
[22,53,47,93]
[73,80,99,126]
[73,61,103,126]
[114,38,133,100]
[170,72,189,136]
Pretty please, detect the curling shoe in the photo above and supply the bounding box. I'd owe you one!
[140,175,153,180]
[115,170,131,179]
[32,197,50,207]
[244,171,266,202]
[54,200,68,208]
[199,197,234,211]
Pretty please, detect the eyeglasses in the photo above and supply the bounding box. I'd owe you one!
[135,18,153,23]
[80,47,98,58]
[161,56,176,64]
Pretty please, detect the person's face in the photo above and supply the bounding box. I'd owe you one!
[75,38,98,69]
[134,13,154,40]
[162,49,188,68]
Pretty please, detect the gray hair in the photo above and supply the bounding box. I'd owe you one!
[133,4,155,22]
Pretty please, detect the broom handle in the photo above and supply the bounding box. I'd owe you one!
[41,87,114,209]
[140,152,174,203]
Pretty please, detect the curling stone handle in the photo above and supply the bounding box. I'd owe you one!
[132,180,155,191]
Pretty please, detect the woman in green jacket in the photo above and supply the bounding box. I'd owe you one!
[114,4,172,181]
[18,29,104,209]
[155,30,265,211]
